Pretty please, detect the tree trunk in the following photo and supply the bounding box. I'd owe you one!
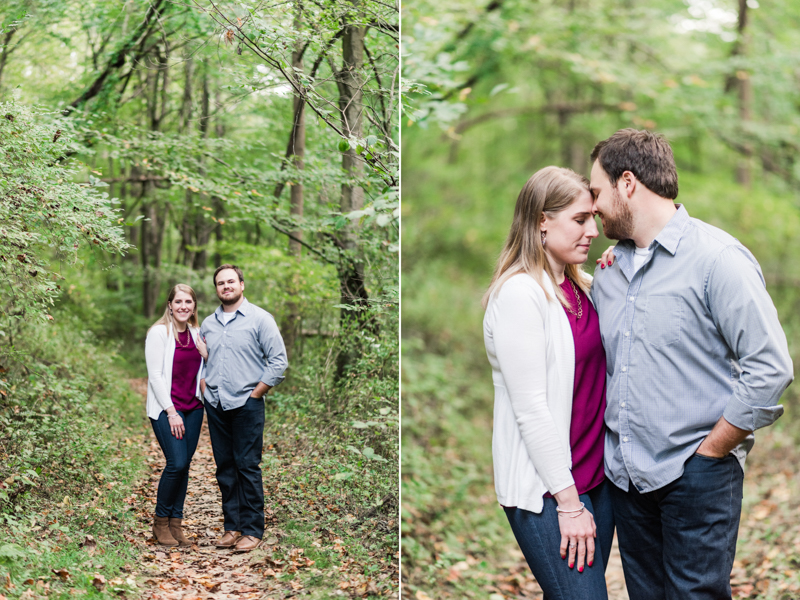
[142,195,168,318]
[158,42,170,128]
[736,72,753,187]
[180,189,195,266]
[146,59,158,130]
[335,2,369,379]
[179,53,193,133]
[141,46,170,317]
[289,6,306,258]
[282,5,307,361]
[123,165,137,265]
[212,87,226,268]
[191,67,213,271]
[191,213,210,271]
[141,199,155,317]
[0,29,16,90]
[732,0,752,187]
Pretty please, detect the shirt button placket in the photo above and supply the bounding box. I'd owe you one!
[620,276,638,476]
[622,268,648,486]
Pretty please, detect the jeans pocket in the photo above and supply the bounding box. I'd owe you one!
[644,295,683,348]
[693,452,729,462]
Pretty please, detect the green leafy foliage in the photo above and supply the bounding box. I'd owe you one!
[0,101,128,320]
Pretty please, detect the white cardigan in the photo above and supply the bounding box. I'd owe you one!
[145,323,204,421]
[483,272,583,513]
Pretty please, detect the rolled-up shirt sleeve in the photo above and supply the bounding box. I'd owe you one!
[258,313,288,387]
[707,245,794,431]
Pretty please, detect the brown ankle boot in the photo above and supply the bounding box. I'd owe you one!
[152,516,178,546]
[168,518,191,547]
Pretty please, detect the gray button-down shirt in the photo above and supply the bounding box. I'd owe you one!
[200,298,288,410]
[592,205,793,493]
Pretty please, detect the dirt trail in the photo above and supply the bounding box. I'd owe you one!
[127,379,323,599]
[133,419,308,599]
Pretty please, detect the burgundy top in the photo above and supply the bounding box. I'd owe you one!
[170,329,203,412]
[559,278,607,494]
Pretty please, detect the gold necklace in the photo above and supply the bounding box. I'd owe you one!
[565,278,583,319]
[176,328,192,348]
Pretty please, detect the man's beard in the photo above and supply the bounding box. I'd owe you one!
[218,289,243,306]
[601,187,634,241]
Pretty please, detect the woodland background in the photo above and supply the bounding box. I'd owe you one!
[401,0,800,598]
[0,0,398,598]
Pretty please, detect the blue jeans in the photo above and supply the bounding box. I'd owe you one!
[204,397,265,538]
[150,407,204,518]
[611,453,744,600]
[505,480,615,600]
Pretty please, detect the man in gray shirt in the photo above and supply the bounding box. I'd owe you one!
[589,129,793,599]
[199,264,288,553]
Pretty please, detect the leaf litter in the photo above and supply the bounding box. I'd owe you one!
[404,426,800,600]
[127,378,397,599]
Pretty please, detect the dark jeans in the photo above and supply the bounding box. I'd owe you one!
[611,453,744,600]
[150,407,204,518]
[205,397,265,538]
[505,480,615,600]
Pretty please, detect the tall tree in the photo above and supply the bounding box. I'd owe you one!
[335,0,368,376]
[289,4,306,258]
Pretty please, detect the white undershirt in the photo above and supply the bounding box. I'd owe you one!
[220,311,237,325]
[633,246,651,272]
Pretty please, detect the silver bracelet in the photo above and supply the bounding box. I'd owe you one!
[558,507,585,518]
[168,413,181,419]
[556,502,585,514]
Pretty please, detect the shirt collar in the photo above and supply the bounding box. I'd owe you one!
[613,203,688,259]
[214,297,250,320]
[652,204,689,256]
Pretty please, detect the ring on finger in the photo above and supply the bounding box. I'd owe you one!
[569,543,576,549]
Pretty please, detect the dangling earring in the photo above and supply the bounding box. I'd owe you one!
[541,230,547,247]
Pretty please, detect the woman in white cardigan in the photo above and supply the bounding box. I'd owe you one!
[483,167,613,599]
[145,284,207,547]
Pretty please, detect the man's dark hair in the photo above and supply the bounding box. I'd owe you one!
[591,129,679,199]
[213,264,244,285]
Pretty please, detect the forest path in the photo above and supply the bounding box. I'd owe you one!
[126,378,380,600]
[134,421,282,599]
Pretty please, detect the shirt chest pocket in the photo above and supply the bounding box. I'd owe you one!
[643,295,683,348]
[230,328,257,352]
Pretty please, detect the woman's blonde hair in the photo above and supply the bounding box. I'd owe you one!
[482,166,592,309]
[150,284,200,340]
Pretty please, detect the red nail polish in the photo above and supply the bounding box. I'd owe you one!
[578,566,583,573]
[588,561,593,567]
[569,563,573,569]
[601,264,605,269]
